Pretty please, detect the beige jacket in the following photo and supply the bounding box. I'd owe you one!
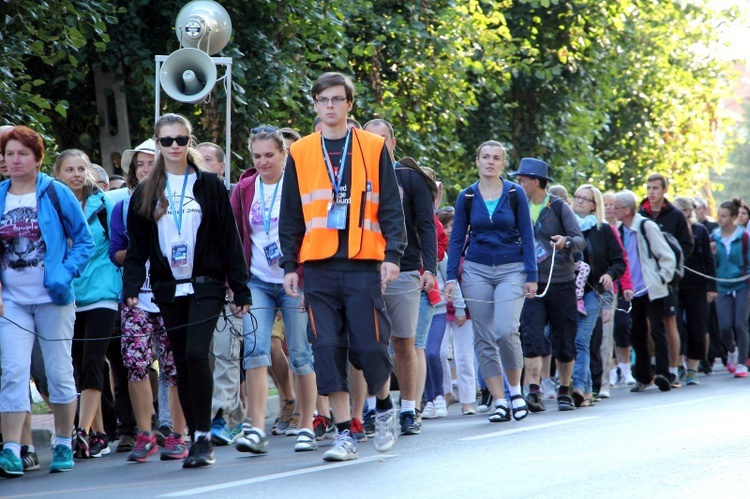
[627,213,676,300]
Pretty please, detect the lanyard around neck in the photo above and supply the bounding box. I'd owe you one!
[165,164,191,235]
[260,172,283,236]
[321,129,351,198]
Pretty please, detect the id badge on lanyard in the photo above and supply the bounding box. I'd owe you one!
[322,130,351,231]
[171,240,190,268]
[327,202,347,230]
[166,166,191,268]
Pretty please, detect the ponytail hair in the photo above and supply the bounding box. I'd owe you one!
[719,197,742,218]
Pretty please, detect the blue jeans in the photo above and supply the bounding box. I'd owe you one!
[572,290,603,393]
[244,277,313,375]
[414,291,434,350]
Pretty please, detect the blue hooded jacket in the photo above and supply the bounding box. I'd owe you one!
[0,174,94,305]
[72,189,121,306]
[712,225,750,293]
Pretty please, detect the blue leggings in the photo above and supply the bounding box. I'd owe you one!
[424,313,447,402]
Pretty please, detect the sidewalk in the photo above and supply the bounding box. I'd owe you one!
[31,395,281,449]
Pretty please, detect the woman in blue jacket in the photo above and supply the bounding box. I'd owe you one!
[712,198,750,378]
[444,141,537,423]
[54,149,121,459]
[0,127,94,476]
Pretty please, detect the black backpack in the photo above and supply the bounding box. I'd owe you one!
[639,219,684,284]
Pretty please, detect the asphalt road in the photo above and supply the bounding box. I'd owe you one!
[2,363,748,498]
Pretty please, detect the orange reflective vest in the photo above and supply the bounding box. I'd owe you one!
[289,129,386,263]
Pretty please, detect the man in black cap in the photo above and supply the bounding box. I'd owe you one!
[511,158,584,411]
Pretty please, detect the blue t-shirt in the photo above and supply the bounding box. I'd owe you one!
[484,198,500,216]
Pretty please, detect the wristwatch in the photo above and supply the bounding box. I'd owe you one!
[564,239,572,249]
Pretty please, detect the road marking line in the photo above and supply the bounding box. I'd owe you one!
[159,454,398,497]
[626,395,723,412]
[458,416,598,441]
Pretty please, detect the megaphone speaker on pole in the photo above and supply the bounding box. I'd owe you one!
[176,0,232,55]
[159,48,217,104]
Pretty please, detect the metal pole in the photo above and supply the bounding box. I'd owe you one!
[223,59,233,190]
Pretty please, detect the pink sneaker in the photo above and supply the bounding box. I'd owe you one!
[734,365,748,378]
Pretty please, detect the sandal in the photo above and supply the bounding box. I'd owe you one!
[572,390,585,408]
[580,398,593,408]
[488,403,511,423]
[557,393,575,411]
[510,394,529,421]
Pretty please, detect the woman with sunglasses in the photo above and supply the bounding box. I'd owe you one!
[122,113,251,468]
[53,149,121,459]
[444,141,537,423]
[570,185,625,407]
[109,139,188,462]
[230,126,317,454]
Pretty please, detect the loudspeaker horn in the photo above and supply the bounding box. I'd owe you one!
[175,0,232,55]
[160,48,217,104]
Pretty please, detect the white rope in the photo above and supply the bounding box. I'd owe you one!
[684,265,749,283]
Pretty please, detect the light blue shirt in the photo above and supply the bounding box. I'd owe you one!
[623,225,646,296]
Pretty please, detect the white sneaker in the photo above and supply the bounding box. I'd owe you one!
[623,368,636,385]
[734,364,748,378]
[540,378,557,400]
[434,396,448,418]
[598,389,611,399]
[421,402,436,419]
[727,348,739,374]
[609,369,618,387]
[374,408,398,453]
[323,430,357,461]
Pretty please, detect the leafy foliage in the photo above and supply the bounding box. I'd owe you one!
[0,0,738,204]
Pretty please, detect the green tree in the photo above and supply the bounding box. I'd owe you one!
[0,0,119,161]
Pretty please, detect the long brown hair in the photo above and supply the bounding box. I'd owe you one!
[53,149,97,202]
[138,113,204,220]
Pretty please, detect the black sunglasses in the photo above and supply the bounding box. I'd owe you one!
[158,136,190,147]
[252,125,278,135]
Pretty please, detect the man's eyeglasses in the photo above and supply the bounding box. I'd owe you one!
[251,125,278,135]
[574,195,595,204]
[613,205,626,211]
[315,96,348,106]
[157,136,190,147]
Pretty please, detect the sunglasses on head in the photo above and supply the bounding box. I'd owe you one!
[252,125,278,135]
[158,136,190,147]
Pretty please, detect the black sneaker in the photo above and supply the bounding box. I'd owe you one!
[20,445,40,471]
[313,415,333,440]
[477,388,493,413]
[73,428,90,459]
[183,436,215,468]
[399,411,420,435]
[526,391,546,413]
[89,432,110,458]
[363,409,376,437]
[698,359,713,375]
[654,374,671,392]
